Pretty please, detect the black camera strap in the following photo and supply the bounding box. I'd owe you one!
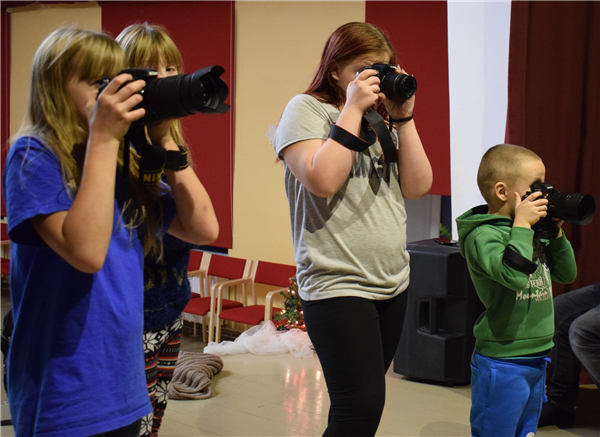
[363,110,398,163]
[123,129,168,184]
[329,109,398,165]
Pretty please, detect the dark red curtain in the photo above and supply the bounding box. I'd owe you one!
[366,1,451,196]
[102,1,235,249]
[507,1,600,295]
[1,8,10,218]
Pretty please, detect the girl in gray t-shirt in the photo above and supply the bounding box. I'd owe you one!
[273,22,432,437]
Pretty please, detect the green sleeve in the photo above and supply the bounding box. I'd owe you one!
[547,234,577,284]
[468,225,535,292]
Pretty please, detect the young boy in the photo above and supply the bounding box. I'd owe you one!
[456,144,578,437]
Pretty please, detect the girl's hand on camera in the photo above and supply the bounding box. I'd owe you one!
[346,69,381,114]
[87,73,146,145]
[379,66,415,121]
[147,119,177,149]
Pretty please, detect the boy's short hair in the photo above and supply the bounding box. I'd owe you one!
[477,144,542,204]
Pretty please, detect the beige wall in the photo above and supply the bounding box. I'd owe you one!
[9,2,101,136]
[230,1,364,264]
[7,1,365,266]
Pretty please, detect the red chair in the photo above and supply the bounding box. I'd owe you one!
[183,253,257,343]
[181,250,212,339]
[210,261,297,343]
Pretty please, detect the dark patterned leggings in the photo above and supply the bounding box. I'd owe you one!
[140,316,184,437]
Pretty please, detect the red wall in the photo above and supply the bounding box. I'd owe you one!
[102,1,235,248]
[1,9,10,217]
[367,1,451,196]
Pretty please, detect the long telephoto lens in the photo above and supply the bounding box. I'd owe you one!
[137,65,230,124]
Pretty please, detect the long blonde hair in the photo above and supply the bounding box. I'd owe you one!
[16,27,165,255]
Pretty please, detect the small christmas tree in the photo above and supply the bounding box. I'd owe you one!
[274,276,305,331]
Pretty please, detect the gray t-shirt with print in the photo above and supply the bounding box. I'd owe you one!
[273,94,410,301]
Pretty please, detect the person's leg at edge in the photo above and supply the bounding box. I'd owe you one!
[569,303,600,388]
[300,293,406,437]
[540,283,600,428]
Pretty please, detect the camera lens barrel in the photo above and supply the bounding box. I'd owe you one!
[129,66,230,127]
[381,73,417,99]
[547,191,595,225]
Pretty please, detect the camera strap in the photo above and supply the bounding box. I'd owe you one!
[123,129,167,184]
[363,110,398,163]
[329,110,398,165]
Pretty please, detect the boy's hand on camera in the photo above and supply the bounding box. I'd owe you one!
[513,191,548,229]
[88,73,146,145]
[379,66,415,121]
[346,69,381,114]
[554,218,565,238]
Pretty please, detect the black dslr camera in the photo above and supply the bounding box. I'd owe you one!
[99,65,230,130]
[98,66,230,184]
[357,63,417,99]
[522,182,595,239]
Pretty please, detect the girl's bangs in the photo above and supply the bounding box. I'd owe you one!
[137,39,182,71]
[74,38,126,81]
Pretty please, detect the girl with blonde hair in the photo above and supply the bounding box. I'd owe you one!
[116,22,218,437]
[3,27,218,437]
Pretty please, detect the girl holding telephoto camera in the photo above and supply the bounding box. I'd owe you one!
[273,22,432,436]
[117,22,220,437]
[3,27,217,437]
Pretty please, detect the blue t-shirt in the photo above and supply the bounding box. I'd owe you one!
[3,136,174,437]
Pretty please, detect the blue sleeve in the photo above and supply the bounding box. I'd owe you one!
[2,137,73,246]
[161,193,176,236]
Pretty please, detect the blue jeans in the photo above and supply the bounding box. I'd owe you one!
[546,283,600,410]
[470,350,548,437]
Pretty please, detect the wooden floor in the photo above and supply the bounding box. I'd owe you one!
[1,287,599,436]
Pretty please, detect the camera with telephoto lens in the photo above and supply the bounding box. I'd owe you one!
[98,65,230,130]
[356,63,417,99]
[522,182,595,239]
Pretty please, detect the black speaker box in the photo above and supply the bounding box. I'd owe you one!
[393,239,484,386]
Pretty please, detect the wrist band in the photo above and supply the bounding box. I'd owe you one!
[164,145,190,171]
[389,114,413,123]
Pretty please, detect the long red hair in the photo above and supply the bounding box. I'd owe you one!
[305,22,398,112]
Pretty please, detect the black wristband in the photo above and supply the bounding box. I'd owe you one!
[389,114,413,123]
[329,124,371,152]
[164,145,190,171]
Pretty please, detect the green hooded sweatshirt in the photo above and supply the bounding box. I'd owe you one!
[456,205,577,358]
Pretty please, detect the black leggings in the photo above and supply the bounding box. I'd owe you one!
[301,291,408,437]
[88,419,142,437]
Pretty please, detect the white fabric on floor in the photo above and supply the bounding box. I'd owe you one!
[204,321,314,358]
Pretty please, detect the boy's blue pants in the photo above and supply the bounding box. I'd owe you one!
[470,350,549,437]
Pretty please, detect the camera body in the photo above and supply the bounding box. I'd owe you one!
[357,63,417,99]
[522,182,595,239]
[98,65,230,131]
